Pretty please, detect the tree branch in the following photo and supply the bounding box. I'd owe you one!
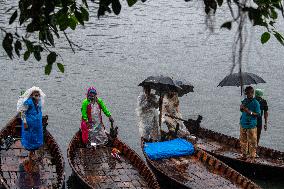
[63,31,75,54]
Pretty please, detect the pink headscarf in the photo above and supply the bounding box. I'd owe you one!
[86,87,97,98]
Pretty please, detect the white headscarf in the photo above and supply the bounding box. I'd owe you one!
[17,86,46,112]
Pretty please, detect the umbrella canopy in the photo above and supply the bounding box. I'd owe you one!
[175,80,194,97]
[218,72,266,87]
[138,75,181,93]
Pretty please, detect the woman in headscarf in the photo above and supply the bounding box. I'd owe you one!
[162,92,190,137]
[137,86,160,141]
[81,87,114,147]
[17,86,46,171]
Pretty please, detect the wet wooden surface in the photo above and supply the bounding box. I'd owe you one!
[0,140,58,189]
[151,155,241,189]
[196,137,284,167]
[72,146,150,189]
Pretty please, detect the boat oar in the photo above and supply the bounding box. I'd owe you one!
[165,114,203,134]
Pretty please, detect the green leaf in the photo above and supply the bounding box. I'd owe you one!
[270,9,278,19]
[261,32,270,44]
[80,7,89,21]
[2,33,13,59]
[34,51,41,61]
[26,23,34,32]
[57,63,65,73]
[221,21,232,30]
[14,40,22,57]
[9,10,18,25]
[46,30,55,46]
[75,11,84,25]
[112,0,122,15]
[68,16,77,30]
[45,64,53,75]
[82,0,89,9]
[39,30,46,41]
[216,0,223,6]
[127,0,137,7]
[23,39,34,51]
[47,52,57,64]
[273,31,284,46]
[24,51,30,61]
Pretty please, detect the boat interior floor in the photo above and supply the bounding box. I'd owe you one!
[151,155,241,189]
[196,138,284,166]
[73,146,150,189]
[0,140,58,188]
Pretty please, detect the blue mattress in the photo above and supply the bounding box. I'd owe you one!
[144,138,195,160]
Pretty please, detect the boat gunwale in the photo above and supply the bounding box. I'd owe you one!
[67,129,160,189]
[0,115,65,189]
[185,122,284,166]
[141,137,261,189]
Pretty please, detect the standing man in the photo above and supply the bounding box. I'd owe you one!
[239,86,260,162]
[255,89,269,145]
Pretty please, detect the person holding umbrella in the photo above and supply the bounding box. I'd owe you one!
[239,86,261,161]
[162,92,190,137]
[137,85,160,141]
[255,89,269,145]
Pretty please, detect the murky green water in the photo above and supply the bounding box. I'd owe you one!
[0,0,283,188]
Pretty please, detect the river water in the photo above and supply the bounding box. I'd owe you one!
[0,0,283,188]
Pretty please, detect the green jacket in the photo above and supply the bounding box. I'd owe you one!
[81,98,111,121]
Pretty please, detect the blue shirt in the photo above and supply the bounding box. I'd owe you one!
[240,98,261,129]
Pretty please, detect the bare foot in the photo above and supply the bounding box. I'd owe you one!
[247,157,256,163]
[237,155,247,161]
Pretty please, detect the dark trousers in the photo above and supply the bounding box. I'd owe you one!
[257,125,262,145]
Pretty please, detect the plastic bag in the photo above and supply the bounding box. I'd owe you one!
[88,124,108,146]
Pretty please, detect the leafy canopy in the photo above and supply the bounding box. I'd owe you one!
[1,0,283,74]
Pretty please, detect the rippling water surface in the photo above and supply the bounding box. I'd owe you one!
[0,0,283,188]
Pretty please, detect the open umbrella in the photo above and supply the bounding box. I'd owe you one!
[218,72,266,95]
[175,80,194,97]
[138,76,181,129]
[138,75,181,93]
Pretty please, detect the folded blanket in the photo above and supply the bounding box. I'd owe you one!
[144,138,195,160]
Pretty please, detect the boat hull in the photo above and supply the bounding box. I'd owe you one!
[0,115,65,189]
[185,119,284,179]
[141,138,261,189]
[67,130,160,189]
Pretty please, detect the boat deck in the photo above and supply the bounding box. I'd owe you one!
[151,154,241,189]
[196,137,284,167]
[72,146,150,189]
[0,140,58,189]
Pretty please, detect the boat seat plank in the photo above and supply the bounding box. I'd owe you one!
[72,146,150,189]
[151,155,241,189]
[0,140,59,189]
[197,137,284,167]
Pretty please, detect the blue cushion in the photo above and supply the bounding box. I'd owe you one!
[144,138,195,160]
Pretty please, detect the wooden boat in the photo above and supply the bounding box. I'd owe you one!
[182,115,284,179]
[67,129,160,189]
[0,115,65,189]
[141,137,261,189]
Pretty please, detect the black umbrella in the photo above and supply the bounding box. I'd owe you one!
[138,75,182,129]
[175,80,194,97]
[218,72,266,95]
[138,75,181,93]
